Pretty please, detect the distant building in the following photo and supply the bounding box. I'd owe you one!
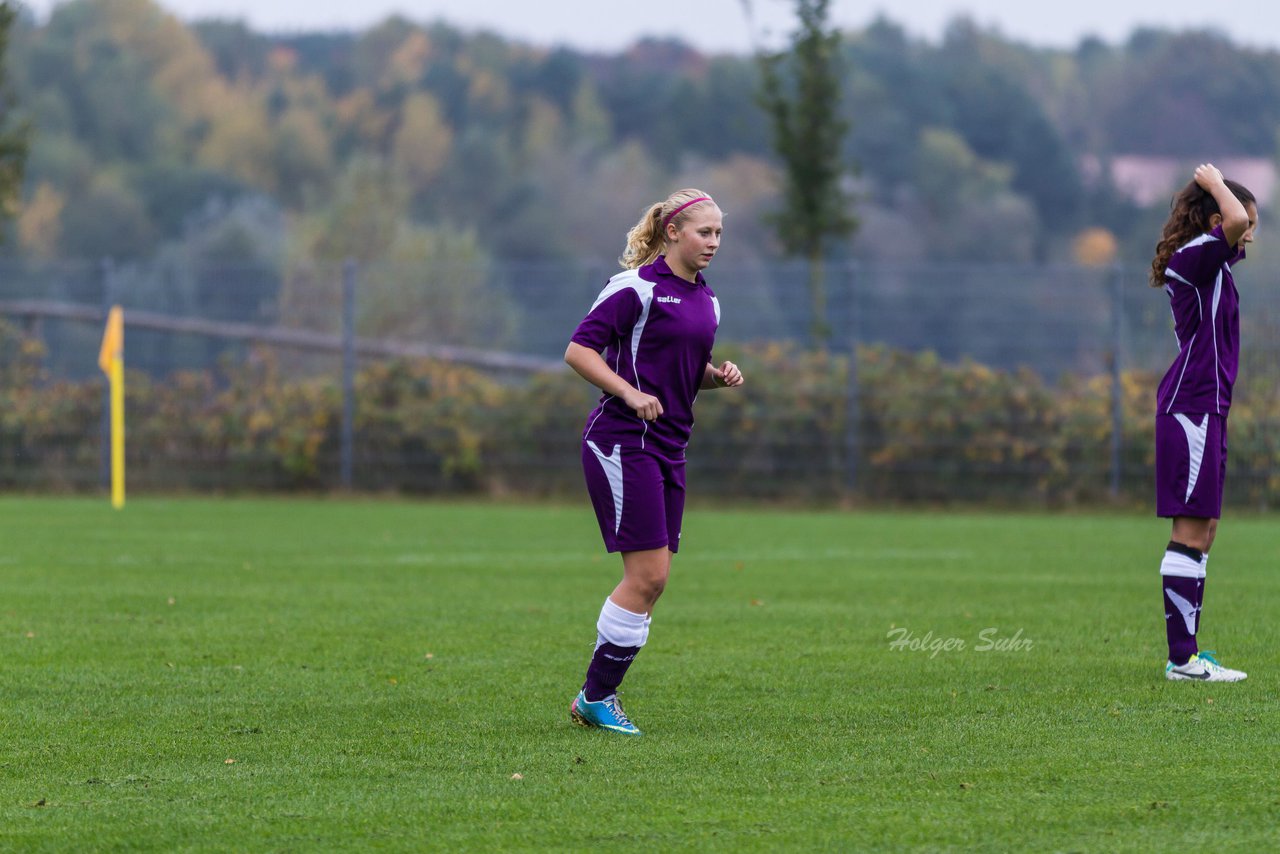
[1080,155,1276,207]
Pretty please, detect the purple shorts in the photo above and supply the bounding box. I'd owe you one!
[1155,412,1227,519]
[581,440,686,553]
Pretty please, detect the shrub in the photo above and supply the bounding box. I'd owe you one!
[5,317,1280,507]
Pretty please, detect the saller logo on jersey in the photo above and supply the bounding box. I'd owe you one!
[656,296,682,304]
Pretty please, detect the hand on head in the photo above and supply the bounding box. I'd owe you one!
[1194,163,1225,191]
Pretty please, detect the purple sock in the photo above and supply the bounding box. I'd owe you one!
[1161,542,1203,665]
[582,642,640,702]
[1194,556,1207,636]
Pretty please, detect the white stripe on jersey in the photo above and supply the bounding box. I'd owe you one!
[1210,269,1223,413]
[1163,282,1202,414]
[589,269,644,311]
[1175,232,1220,253]
[582,269,656,448]
[1164,236,1230,414]
[1166,264,1226,415]
[629,285,655,450]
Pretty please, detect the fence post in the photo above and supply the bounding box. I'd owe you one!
[340,258,357,490]
[843,261,860,497]
[1109,264,1125,499]
[99,257,115,490]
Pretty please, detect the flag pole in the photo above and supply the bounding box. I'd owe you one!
[98,306,125,509]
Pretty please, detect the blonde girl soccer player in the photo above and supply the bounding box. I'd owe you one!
[564,189,744,735]
[1150,164,1257,682]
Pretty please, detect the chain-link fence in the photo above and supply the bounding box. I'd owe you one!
[4,256,1280,507]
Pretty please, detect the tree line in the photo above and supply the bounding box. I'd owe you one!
[5,0,1280,274]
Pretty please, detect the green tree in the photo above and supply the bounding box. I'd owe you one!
[280,156,517,348]
[0,2,28,230]
[1094,29,1280,156]
[59,174,154,259]
[934,21,1083,238]
[754,0,855,345]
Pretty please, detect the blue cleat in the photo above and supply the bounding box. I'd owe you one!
[569,690,643,736]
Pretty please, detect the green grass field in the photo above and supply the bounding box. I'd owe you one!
[2,497,1279,851]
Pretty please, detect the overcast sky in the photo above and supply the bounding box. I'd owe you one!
[16,0,1280,54]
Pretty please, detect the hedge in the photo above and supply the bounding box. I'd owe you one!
[4,319,1280,507]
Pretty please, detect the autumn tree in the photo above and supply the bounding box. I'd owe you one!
[0,2,27,234]
[392,92,452,194]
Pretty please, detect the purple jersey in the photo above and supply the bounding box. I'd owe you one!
[1156,224,1245,416]
[570,256,720,456]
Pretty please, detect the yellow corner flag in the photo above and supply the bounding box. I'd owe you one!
[98,306,125,509]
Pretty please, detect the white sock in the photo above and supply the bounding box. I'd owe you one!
[595,597,647,650]
[1159,549,1204,579]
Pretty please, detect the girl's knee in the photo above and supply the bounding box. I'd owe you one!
[640,571,668,602]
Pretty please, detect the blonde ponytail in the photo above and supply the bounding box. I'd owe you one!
[619,202,666,269]
[618,188,715,269]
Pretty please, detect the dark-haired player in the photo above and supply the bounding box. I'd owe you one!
[1149,163,1257,682]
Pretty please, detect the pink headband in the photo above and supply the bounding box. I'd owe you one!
[662,197,711,230]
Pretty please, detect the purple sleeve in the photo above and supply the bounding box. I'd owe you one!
[1166,224,1236,288]
[570,288,642,351]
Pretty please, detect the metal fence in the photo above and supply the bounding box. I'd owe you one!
[3,256,1280,506]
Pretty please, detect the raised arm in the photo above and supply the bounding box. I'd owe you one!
[1195,163,1250,248]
